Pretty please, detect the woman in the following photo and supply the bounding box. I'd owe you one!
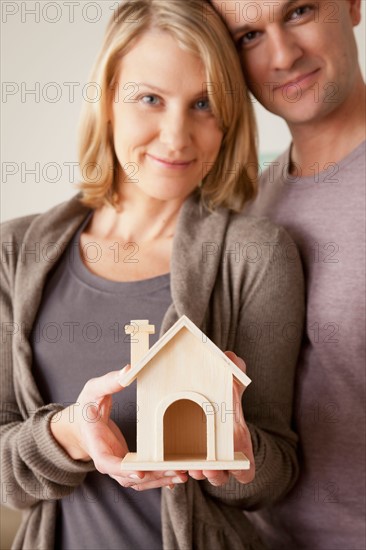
[0,1,304,548]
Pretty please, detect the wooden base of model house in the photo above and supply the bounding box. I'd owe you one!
[121,451,250,471]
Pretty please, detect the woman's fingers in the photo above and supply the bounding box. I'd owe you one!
[92,452,129,477]
[188,469,206,480]
[82,368,130,401]
[183,353,253,487]
[127,476,187,491]
[224,350,246,372]
[81,420,128,470]
[202,469,229,486]
[188,469,230,486]
[229,468,255,484]
[77,361,253,489]
[108,419,129,451]
[56,367,133,467]
[110,473,188,491]
[99,395,113,423]
[225,351,247,399]
[119,470,187,482]
[109,469,188,491]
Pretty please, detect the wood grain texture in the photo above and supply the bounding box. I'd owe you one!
[121,316,251,471]
[121,452,250,470]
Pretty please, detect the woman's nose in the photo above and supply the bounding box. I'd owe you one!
[159,108,192,151]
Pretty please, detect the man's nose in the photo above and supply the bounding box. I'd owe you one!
[267,27,303,71]
[159,108,192,151]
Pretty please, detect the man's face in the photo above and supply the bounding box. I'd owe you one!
[211,0,362,127]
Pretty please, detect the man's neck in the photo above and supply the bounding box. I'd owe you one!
[288,79,366,177]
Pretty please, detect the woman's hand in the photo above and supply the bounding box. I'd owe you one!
[188,351,255,487]
[50,366,187,491]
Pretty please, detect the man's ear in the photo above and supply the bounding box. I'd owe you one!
[348,0,362,26]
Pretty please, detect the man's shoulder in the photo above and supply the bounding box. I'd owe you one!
[259,139,366,187]
[259,149,290,186]
[339,139,366,175]
[244,149,290,218]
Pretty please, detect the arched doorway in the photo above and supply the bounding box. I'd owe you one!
[164,399,207,460]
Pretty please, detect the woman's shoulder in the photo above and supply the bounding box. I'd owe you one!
[1,213,41,244]
[223,212,302,280]
[1,193,90,246]
[227,211,294,246]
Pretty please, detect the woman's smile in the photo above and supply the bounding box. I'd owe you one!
[146,153,196,170]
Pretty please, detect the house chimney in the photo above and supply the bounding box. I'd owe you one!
[124,320,155,367]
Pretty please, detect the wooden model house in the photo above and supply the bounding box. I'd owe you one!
[120,315,251,470]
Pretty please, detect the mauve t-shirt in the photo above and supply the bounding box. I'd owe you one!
[31,213,171,550]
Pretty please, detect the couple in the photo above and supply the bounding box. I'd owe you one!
[1,1,364,549]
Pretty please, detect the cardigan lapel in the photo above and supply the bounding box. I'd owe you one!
[161,192,230,334]
[13,194,90,412]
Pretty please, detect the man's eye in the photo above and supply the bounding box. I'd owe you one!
[141,95,160,105]
[288,5,314,21]
[238,31,261,48]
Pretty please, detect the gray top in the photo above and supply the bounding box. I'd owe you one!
[246,140,366,549]
[31,213,171,549]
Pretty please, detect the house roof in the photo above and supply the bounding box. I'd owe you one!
[119,315,251,388]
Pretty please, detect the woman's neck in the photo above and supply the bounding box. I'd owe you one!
[87,192,184,244]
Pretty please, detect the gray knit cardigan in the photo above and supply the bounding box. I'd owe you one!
[0,192,304,549]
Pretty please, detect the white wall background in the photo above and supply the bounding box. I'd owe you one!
[1,0,365,223]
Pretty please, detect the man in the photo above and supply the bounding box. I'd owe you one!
[210,1,365,548]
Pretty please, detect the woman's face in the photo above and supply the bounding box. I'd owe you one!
[110,30,224,204]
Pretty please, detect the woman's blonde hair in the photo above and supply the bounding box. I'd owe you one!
[77,0,257,212]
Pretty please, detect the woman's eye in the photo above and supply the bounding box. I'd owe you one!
[195,98,211,111]
[140,95,160,105]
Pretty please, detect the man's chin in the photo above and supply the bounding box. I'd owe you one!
[261,101,334,127]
